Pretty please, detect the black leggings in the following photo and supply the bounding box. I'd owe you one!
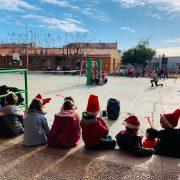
[151,80,163,87]
[96,139,116,150]
[91,79,95,85]
[95,79,100,85]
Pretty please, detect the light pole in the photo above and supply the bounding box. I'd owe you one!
[30,30,33,45]
[17,17,29,70]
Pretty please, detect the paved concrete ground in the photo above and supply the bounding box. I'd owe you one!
[0,73,180,179]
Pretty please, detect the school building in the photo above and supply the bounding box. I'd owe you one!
[151,47,180,72]
[0,43,121,73]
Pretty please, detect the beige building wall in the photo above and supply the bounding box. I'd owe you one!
[110,50,121,72]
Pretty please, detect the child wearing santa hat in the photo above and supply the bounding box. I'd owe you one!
[146,109,180,158]
[116,116,154,156]
[23,94,51,147]
[81,94,116,150]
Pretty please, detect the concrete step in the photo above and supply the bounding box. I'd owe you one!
[0,136,179,180]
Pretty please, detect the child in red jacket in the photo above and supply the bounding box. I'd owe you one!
[81,94,116,150]
[48,98,81,148]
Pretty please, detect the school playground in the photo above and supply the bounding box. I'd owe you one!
[0,73,179,179]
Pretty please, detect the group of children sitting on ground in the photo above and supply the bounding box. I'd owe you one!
[91,70,108,85]
[0,92,179,158]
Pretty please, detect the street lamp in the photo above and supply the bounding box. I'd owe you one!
[17,17,29,70]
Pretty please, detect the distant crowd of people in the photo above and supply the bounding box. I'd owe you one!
[0,91,180,158]
[156,68,169,79]
[116,66,169,79]
[91,70,108,85]
[43,66,67,72]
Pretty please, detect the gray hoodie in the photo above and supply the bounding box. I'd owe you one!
[23,110,50,147]
[0,105,24,116]
[151,74,158,82]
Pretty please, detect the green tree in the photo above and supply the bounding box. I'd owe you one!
[122,41,156,66]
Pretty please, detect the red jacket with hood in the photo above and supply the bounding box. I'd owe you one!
[80,112,109,147]
[48,110,81,148]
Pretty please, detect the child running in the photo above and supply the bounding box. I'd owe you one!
[81,94,116,150]
[146,109,180,158]
[48,97,81,148]
[23,94,51,147]
[116,116,154,156]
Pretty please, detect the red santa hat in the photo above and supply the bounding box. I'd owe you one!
[35,94,51,105]
[161,109,180,128]
[124,116,140,129]
[86,94,100,116]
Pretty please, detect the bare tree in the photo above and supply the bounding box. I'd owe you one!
[62,32,91,70]
[0,31,91,70]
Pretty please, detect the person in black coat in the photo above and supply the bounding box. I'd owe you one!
[116,116,154,157]
[0,93,24,138]
[147,109,180,158]
[0,114,24,138]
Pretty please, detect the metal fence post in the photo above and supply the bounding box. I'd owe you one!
[24,70,28,109]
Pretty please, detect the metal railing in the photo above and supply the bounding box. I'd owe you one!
[0,69,28,110]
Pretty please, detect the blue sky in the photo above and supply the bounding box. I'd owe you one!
[0,0,180,51]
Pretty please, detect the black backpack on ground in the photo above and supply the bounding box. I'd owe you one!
[107,98,120,120]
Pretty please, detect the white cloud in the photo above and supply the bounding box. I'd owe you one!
[40,0,110,22]
[120,26,136,33]
[145,13,163,19]
[113,0,145,8]
[40,0,79,9]
[166,38,180,43]
[0,0,39,11]
[23,14,88,32]
[83,8,110,22]
[112,0,180,14]
[157,46,180,57]
[151,13,163,19]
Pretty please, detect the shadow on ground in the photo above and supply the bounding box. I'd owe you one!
[0,136,179,180]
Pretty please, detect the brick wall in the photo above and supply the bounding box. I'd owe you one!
[0,51,121,73]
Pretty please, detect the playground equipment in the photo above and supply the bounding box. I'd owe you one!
[0,69,28,110]
[86,58,103,85]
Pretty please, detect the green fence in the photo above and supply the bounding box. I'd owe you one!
[0,69,28,110]
[86,59,103,85]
